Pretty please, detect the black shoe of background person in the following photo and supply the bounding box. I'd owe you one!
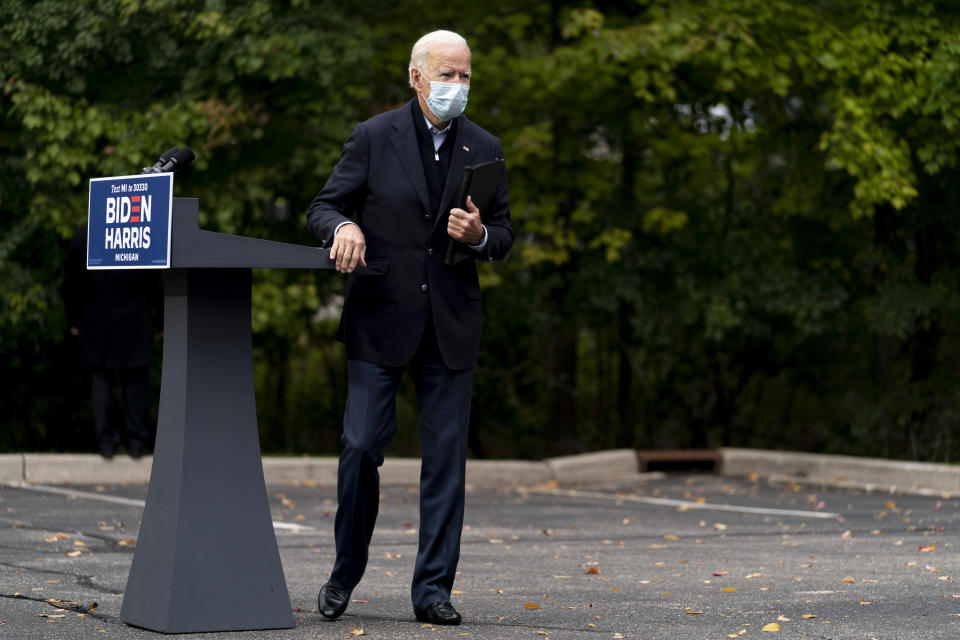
[415,601,462,625]
[127,440,147,459]
[98,442,116,460]
[318,583,352,620]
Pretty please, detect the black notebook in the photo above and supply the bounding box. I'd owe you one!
[444,158,505,265]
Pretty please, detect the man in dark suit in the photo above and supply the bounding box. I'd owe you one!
[62,224,163,458]
[306,29,512,626]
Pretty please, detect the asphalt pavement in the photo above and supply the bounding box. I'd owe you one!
[1,473,958,639]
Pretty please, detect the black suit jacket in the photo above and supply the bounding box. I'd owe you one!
[307,100,512,369]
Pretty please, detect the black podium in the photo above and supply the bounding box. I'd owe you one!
[120,198,334,633]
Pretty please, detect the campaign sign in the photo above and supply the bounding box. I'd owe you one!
[87,173,173,269]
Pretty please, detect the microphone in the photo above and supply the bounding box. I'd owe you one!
[157,147,195,173]
[141,146,180,174]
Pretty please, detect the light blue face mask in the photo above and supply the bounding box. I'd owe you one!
[423,79,469,121]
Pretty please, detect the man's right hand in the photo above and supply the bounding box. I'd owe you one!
[330,223,367,274]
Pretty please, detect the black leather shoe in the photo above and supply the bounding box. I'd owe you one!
[318,583,351,620]
[415,601,462,625]
[127,440,147,459]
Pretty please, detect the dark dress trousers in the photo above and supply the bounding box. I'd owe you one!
[306,99,512,611]
[62,225,163,452]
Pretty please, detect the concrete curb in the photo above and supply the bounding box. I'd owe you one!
[0,451,624,487]
[4,448,957,495]
[21,454,154,484]
[0,454,23,483]
[546,449,639,483]
[720,447,960,496]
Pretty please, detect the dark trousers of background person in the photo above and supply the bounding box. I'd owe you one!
[90,365,151,458]
[329,319,473,612]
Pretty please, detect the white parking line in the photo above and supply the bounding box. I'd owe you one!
[529,487,842,519]
[2,482,315,531]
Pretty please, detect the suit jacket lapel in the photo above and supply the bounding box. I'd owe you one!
[433,118,474,233]
[390,101,431,213]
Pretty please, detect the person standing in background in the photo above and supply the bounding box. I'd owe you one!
[61,224,163,459]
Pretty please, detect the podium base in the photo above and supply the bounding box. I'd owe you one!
[120,268,293,633]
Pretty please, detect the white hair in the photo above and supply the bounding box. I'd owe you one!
[408,30,470,88]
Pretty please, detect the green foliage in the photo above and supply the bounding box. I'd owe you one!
[0,0,368,451]
[4,0,960,462]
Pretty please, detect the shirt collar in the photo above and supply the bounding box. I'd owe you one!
[423,115,449,138]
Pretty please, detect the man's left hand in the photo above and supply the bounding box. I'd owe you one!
[447,195,483,245]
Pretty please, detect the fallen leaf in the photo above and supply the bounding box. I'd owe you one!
[117,540,136,546]
[349,626,365,636]
[65,551,82,557]
[919,545,937,552]
[714,523,727,531]
[801,614,817,619]
[722,587,738,593]
[585,567,600,575]
[44,533,69,542]
[613,634,629,639]
[664,534,679,541]
[842,576,856,583]
[761,622,780,632]
[684,607,702,614]
[745,573,763,579]
[525,602,543,610]
[778,615,790,621]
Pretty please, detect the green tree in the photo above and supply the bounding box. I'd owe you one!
[5,0,960,463]
[0,0,367,450]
